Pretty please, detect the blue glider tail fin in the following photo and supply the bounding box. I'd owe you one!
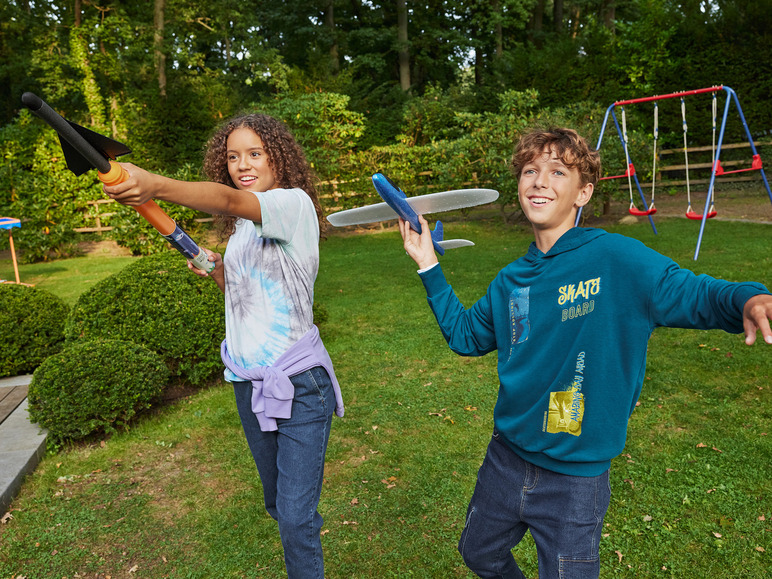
[430,221,445,256]
[431,220,444,244]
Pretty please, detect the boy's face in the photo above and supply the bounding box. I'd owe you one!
[517,146,593,237]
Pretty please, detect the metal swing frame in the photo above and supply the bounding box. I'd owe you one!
[577,85,772,260]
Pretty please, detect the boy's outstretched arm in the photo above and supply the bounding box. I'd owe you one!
[743,294,772,345]
[399,215,439,270]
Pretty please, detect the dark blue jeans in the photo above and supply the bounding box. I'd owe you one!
[233,366,335,579]
[459,431,611,579]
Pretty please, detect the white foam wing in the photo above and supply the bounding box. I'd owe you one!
[327,201,396,226]
[406,188,499,214]
[437,239,475,249]
[327,188,499,227]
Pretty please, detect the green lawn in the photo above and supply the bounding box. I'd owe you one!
[0,254,137,307]
[0,217,770,578]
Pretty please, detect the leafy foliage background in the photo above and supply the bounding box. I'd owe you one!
[2,0,771,259]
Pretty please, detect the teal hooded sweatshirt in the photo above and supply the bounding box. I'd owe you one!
[419,227,769,477]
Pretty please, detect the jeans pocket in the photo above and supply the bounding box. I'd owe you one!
[308,366,333,410]
[286,368,330,422]
[559,556,600,579]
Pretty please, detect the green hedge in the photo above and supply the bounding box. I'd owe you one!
[65,251,225,386]
[28,339,168,442]
[0,284,69,377]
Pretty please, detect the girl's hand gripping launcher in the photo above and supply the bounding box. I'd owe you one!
[21,92,214,273]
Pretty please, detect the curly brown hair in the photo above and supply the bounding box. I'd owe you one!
[202,113,325,239]
[511,127,601,187]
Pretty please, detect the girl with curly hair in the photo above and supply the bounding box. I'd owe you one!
[104,113,344,579]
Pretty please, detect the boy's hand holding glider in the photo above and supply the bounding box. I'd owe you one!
[399,215,438,270]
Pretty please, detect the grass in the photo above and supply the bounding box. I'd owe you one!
[0,216,770,578]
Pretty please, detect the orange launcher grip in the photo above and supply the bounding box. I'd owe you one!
[97,161,176,235]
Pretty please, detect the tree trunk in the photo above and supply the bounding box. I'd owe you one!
[529,0,545,46]
[601,0,616,33]
[553,0,563,33]
[154,0,167,98]
[70,1,106,128]
[397,0,410,91]
[326,0,339,74]
[349,0,362,21]
[570,4,581,38]
[530,0,544,33]
[493,0,503,58]
[474,42,483,85]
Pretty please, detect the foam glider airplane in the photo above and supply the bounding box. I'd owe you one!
[327,173,499,255]
[21,92,214,273]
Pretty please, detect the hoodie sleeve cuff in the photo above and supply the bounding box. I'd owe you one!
[418,263,450,297]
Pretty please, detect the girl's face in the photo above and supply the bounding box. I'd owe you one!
[226,127,277,192]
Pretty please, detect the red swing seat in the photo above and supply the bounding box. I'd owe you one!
[713,154,762,176]
[685,205,717,220]
[629,204,657,216]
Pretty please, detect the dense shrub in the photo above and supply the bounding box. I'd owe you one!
[0,284,69,377]
[28,339,168,442]
[65,251,225,385]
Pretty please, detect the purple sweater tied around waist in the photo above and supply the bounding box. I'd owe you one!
[221,325,344,432]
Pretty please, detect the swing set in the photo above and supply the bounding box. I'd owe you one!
[577,85,772,260]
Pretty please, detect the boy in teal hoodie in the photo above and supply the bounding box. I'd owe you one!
[399,128,772,578]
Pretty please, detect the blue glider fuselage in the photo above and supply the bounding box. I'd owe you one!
[371,173,447,255]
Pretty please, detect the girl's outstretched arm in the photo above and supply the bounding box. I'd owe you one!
[103,162,262,223]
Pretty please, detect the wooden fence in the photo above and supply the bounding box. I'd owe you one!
[72,199,216,235]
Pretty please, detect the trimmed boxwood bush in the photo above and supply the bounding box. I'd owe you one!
[28,339,169,442]
[65,251,225,385]
[0,284,69,378]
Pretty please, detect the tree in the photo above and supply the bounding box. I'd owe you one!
[323,0,341,74]
[396,0,410,91]
[154,0,167,98]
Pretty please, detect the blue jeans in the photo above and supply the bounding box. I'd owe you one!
[233,366,335,579]
[459,431,611,579]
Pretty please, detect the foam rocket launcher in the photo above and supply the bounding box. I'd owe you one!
[21,92,214,273]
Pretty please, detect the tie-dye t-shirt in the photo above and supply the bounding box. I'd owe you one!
[222,187,320,381]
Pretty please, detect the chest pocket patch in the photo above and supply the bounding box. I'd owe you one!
[509,286,530,355]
